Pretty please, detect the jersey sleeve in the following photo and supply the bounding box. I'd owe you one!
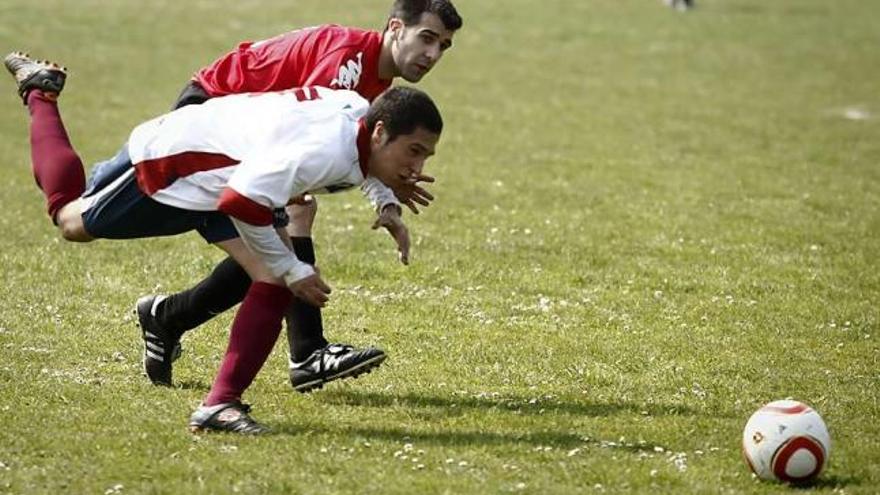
[361,176,400,212]
[230,217,315,284]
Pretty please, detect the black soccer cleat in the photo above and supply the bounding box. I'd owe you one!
[4,51,67,104]
[289,343,387,393]
[135,295,182,386]
[189,401,269,435]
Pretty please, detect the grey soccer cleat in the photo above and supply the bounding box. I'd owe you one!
[189,402,269,435]
[4,51,67,104]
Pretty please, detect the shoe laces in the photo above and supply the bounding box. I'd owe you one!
[323,343,354,355]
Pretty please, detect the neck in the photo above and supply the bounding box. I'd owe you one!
[377,31,399,80]
[356,119,372,176]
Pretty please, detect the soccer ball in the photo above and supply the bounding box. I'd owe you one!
[742,400,831,484]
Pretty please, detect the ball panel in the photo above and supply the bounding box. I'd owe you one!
[761,401,812,415]
[771,436,825,483]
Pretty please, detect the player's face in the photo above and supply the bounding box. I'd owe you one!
[390,13,455,82]
[369,124,439,193]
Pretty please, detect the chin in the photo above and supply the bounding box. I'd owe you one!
[402,71,426,83]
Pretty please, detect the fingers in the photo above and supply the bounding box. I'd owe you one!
[405,173,435,185]
[409,193,431,207]
[291,275,331,307]
[293,286,327,307]
[306,288,329,307]
[402,199,421,215]
[317,280,332,295]
[397,233,410,266]
[396,185,433,210]
[412,185,435,201]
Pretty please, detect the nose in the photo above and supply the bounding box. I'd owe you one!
[411,158,425,176]
[425,44,441,63]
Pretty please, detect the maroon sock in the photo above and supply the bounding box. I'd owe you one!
[204,282,292,406]
[27,90,85,220]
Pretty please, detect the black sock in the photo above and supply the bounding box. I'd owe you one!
[287,237,329,362]
[155,256,251,339]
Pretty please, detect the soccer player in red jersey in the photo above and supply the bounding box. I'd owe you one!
[134,0,462,392]
[6,51,443,433]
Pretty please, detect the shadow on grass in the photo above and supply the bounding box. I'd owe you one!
[175,380,211,392]
[270,423,663,452]
[316,389,697,418]
[262,389,698,450]
[789,474,860,490]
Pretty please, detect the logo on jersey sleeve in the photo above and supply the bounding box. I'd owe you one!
[331,52,364,90]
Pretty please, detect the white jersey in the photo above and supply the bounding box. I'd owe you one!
[126,87,391,284]
[130,87,376,216]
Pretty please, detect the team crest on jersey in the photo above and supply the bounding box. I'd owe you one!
[331,52,364,90]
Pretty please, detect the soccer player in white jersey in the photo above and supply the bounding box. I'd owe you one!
[5,52,442,433]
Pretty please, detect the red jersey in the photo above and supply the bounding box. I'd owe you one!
[195,25,392,102]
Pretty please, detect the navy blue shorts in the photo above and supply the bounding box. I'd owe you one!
[80,146,288,243]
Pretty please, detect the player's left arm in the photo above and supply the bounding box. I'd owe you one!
[361,177,410,265]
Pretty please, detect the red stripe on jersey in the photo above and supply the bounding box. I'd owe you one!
[356,118,371,176]
[217,187,274,226]
[135,151,239,195]
[762,403,812,415]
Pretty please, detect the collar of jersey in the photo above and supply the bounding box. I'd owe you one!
[356,119,371,176]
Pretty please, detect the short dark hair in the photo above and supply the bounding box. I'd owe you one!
[388,0,463,31]
[365,86,443,142]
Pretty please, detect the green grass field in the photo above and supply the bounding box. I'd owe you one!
[1,0,878,493]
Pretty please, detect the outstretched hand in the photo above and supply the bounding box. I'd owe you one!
[395,173,435,215]
[288,273,332,307]
[372,204,410,265]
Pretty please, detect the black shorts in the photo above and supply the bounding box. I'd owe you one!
[80,146,288,243]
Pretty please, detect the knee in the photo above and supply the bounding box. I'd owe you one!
[56,203,92,242]
[286,197,318,236]
[289,197,318,221]
[59,221,91,242]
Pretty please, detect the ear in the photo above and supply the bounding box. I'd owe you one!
[371,121,387,146]
[387,18,404,39]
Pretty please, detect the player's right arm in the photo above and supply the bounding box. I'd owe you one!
[218,188,330,306]
[217,125,358,306]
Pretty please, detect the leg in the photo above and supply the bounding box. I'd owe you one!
[190,238,290,434]
[135,81,234,347]
[27,89,88,225]
[145,257,251,340]
[5,52,87,226]
[285,198,330,360]
[284,198,387,393]
[8,54,92,242]
[285,198,329,359]
[134,79,222,359]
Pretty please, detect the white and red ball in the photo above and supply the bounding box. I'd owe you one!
[742,400,831,484]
